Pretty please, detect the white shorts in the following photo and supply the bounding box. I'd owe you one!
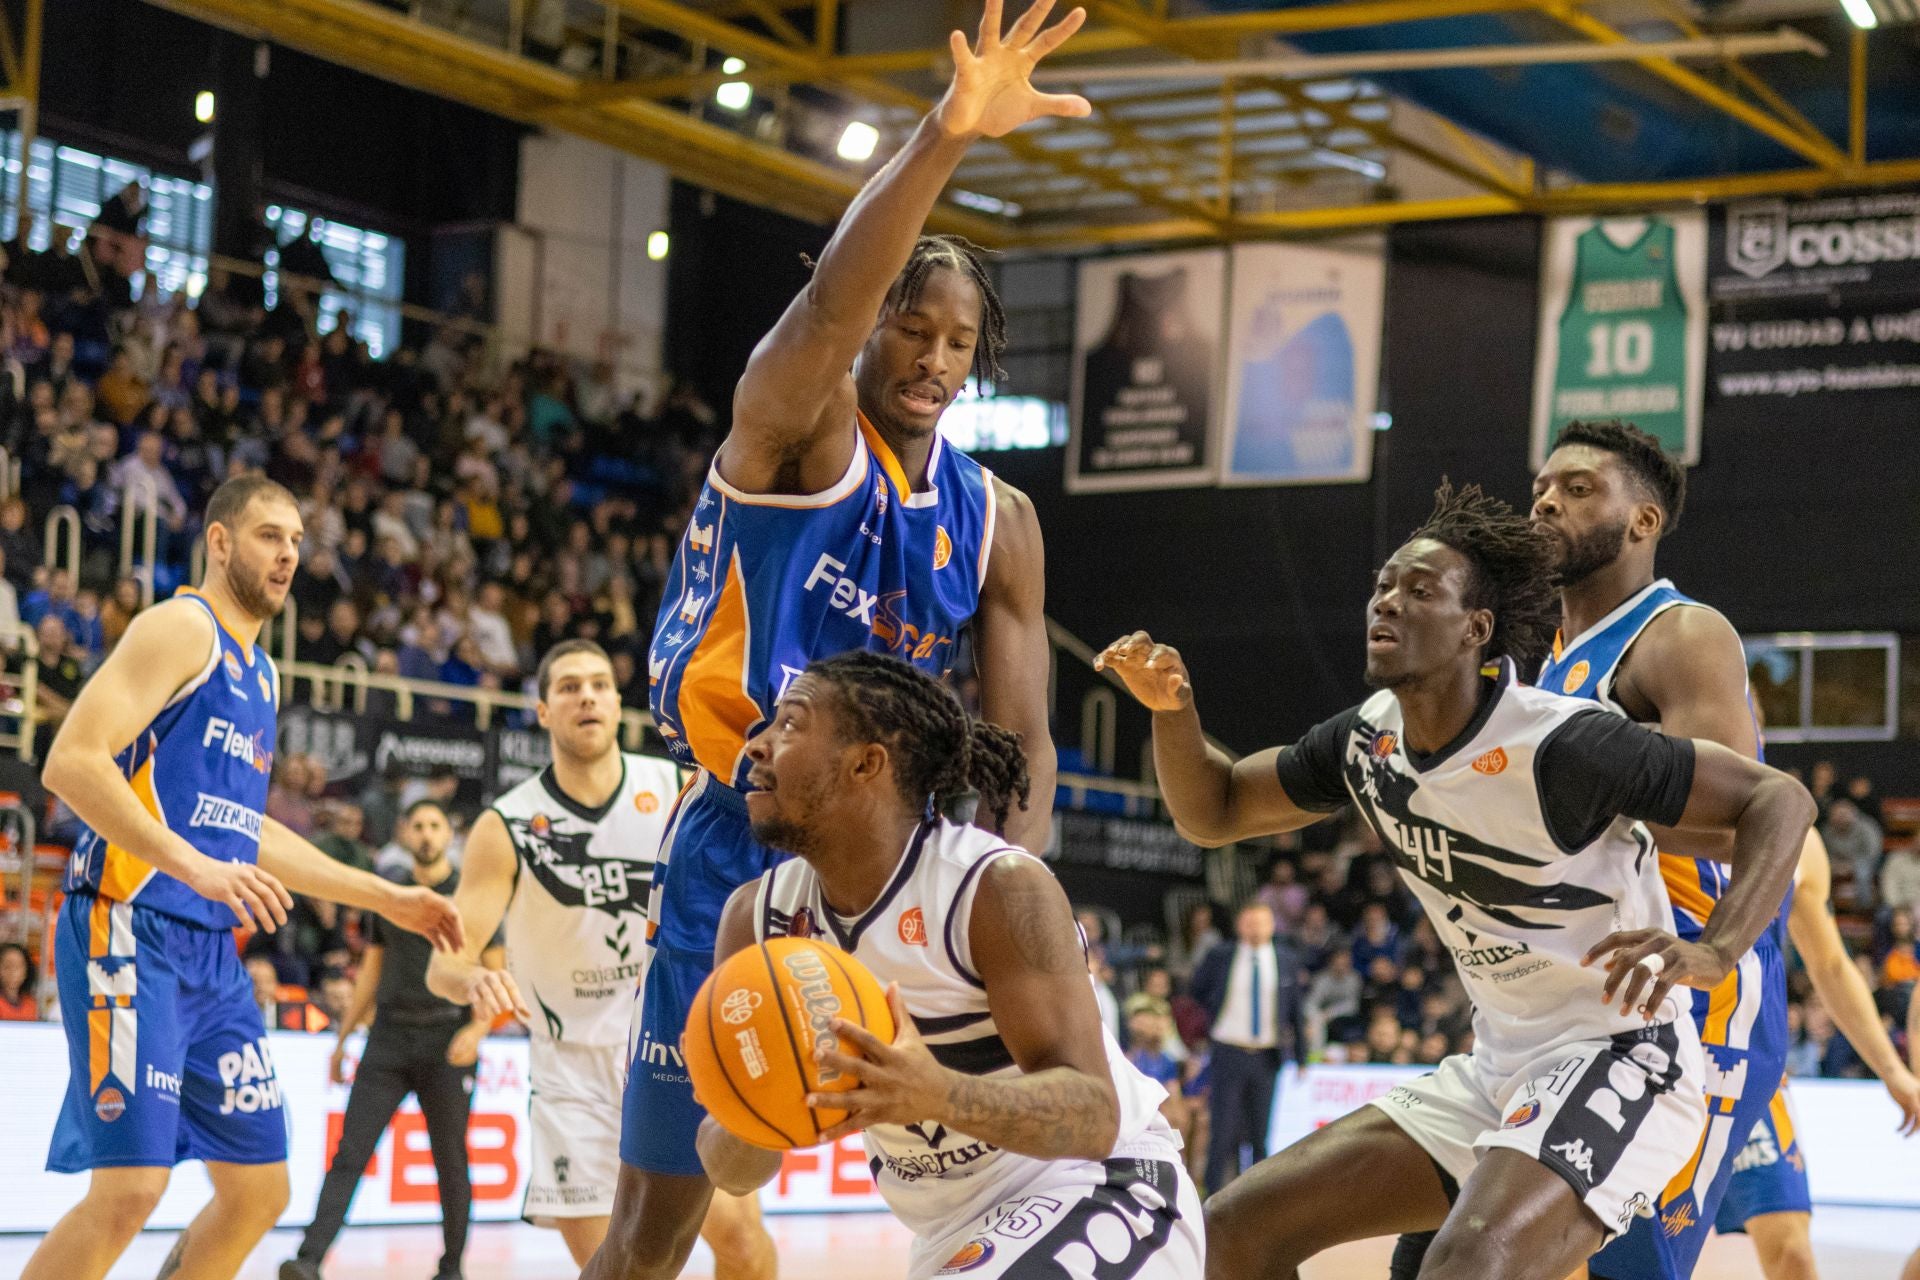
[909,1146,1204,1280]
[524,1038,626,1224]
[1369,1020,1706,1240]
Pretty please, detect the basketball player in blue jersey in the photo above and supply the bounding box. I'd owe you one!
[22,475,465,1280]
[1527,421,1918,1280]
[560,7,1083,1278]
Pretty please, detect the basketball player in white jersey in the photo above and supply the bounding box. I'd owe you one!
[427,640,688,1265]
[695,651,1203,1280]
[1099,481,1814,1280]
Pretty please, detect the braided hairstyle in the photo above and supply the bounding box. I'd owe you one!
[966,720,1032,836]
[806,651,1029,825]
[1407,479,1560,670]
[826,234,1006,390]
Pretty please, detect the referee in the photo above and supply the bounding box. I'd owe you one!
[281,800,503,1280]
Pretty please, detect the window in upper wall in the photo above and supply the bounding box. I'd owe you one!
[1745,633,1899,743]
[938,380,1068,452]
[263,204,405,358]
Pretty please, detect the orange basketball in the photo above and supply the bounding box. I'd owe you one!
[684,936,895,1150]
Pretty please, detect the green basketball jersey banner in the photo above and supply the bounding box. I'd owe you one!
[1531,214,1706,466]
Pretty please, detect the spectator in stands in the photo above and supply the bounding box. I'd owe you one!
[1884,908,1920,986]
[1883,841,1920,916]
[1256,858,1309,936]
[93,347,149,426]
[0,496,39,591]
[359,760,409,851]
[1292,900,1343,973]
[464,580,520,677]
[1787,1001,1859,1079]
[312,801,375,874]
[1190,900,1305,1194]
[1304,946,1362,1053]
[268,754,319,836]
[1826,798,1885,910]
[1846,774,1883,827]
[0,545,19,642]
[22,567,80,634]
[32,613,84,758]
[1808,759,1839,821]
[107,428,190,541]
[1171,901,1222,979]
[0,941,38,1020]
[1349,901,1401,981]
[1124,994,1188,1130]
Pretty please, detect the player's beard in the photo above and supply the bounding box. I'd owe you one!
[1550,517,1630,588]
[224,550,283,621]
[748,778,827,860]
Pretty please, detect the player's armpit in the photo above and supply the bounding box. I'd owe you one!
[961,855,1120,1162]
[975,480,1056,849]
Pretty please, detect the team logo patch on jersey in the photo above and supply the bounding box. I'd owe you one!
[720,988,762,1025]
[223,651,243,682]
[1371,731,1397,759]
[531,813,551,838]
[1502,1099,1541,1128]
[788,907,815,940]
[1561,660,1591,694]
[94,1086,126,1123]
[898,907,927,946]
[933,525,953,571]
[635,791,660,814]
[1472,748,1509,776]
[258,671,274,703]
[937,1240,995,1274]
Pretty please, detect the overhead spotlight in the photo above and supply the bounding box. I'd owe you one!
[838,121,880,162]
[647,230,670,261]
[1838,0,1878,27]
[1312,148,1386,180]
[722,57,746,74]
[195,91,215,123]
[715,79,752,111]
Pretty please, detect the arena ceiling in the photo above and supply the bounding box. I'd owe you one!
[121,0,1920,247]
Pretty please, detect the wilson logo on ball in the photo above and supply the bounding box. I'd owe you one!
[720,988,762,1025]
[898,907,927,946]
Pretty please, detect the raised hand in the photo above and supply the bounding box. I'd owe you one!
[1094,631,1194,713]
[935,0,1091,141]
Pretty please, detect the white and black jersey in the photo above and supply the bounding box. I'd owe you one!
[752,819,1184,1251]
[1274,659,1698,1078]
[493,753,682,1047]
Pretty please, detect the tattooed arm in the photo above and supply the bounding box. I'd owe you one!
[810,855,1121,1160]
[948,854,1120,1160]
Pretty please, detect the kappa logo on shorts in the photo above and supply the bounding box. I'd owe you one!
[1472,747,1508,776]
[1561,660,1591,694]
[93,1086,127,1123]
[1502,1099,1541,1128]
[937,1240,996,1274]
[898,907,927,946]
[720,988,762,1025]
[1550,1138,1597,1182]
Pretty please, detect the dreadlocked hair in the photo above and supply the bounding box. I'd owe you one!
[1553,419,1686,534]
[806,651,1026,820]
[1408,479,1560,670]
[966,721,1031,836]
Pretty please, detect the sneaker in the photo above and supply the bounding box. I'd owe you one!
[279,1259,323,1280]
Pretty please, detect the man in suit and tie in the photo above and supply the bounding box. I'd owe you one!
[1189,899,1305,1193]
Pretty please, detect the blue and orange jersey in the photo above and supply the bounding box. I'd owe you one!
[1536,579,1789,953]
[648,415,995,787]
[65,589,278,930]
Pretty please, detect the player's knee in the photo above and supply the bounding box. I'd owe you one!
[86,1174,169,1239]
[1756,1228,1818,1280]
[1420,1218,1517,1280]
[217,1165,291,1230]
[602,1202,704,1280]
[1203,1182,1281,1279]
[702,1202,772,1274]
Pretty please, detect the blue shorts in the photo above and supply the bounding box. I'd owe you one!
[622,776,782,1176]
[1589,940,1788,1280]
[48,894,289,1172]
[1714,1080,1811,1233]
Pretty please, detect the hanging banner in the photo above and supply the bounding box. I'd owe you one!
[1530,213,1707,466]
[1708,190,1920,401]
[1218,239,1383,485]
[1069,249,1226,492]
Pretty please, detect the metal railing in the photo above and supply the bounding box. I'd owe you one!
[280,658,653,747]
[0,622,39,763]
[118,471,159,609]
[41,504,78,580]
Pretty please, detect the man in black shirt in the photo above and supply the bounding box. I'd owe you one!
[281,800,504,1280]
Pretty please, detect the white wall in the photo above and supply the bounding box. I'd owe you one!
[495,131,671,398]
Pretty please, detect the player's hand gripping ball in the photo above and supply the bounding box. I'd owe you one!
[683,937,896,1150]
